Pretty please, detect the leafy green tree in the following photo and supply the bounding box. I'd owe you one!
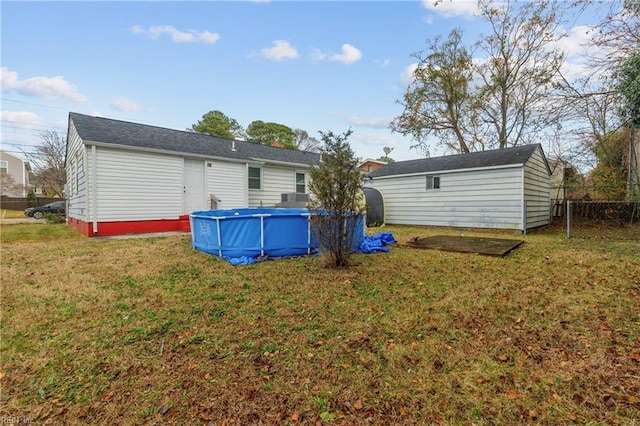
[308,130,364,268]
[191,110,244,139]
[618,50,640,129]
[26,189,37,208]
[617,50,640,199]
[589,129,630,200]
[246,120,296,149]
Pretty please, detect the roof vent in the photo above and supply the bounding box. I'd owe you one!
[231,140,236,152]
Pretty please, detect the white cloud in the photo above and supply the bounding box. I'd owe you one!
[132,25,220,44]
[346,116,392,129]
[312,44,363,64]
[555,25,597,58]
[109,96,154,112]
[422,0,479,20]
[260,40,299,61]
[351,131,398,147]
[400,63,418,87]
[0,110,42,128]
[1,67,87,103]
[330,44,363,64]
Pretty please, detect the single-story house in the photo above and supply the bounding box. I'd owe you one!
[65,112,320,237]
[365,144,551,232]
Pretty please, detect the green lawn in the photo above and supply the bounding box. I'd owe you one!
[1,222,639,424]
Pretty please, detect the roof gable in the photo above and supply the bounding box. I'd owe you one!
[369,144,545,178]
[68,112,320,166]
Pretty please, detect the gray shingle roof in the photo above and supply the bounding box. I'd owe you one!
[368,144,544,178]
[69,112,320,166]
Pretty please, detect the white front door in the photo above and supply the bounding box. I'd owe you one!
[183,159,205,214]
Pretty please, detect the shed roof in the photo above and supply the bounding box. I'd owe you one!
[69,112,320,166]
[368,144,545,178]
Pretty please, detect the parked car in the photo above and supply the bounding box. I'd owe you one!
[24,201,66,219]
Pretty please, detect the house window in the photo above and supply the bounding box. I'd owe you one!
[0,161,7,174]
[248,166,262,190]
[295,172,306,193]
[426,175,440,190]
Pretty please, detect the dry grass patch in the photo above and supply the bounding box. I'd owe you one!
[1,223,639,424]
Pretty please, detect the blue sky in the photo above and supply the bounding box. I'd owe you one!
[1,1,601,162]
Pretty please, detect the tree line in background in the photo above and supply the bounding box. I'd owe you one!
[190,110,321,152]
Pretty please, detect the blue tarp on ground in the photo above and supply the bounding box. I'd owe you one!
[358,232,397,253]
[222,232,397,265]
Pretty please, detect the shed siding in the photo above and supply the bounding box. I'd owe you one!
[94,147,183,221]
[370,166,524,229]
[66,122,89,221]
[523,147,551,229]
[249,164,308,207]
[206,160,247,209]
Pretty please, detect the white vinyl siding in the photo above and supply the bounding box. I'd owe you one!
[523,147,551,229]
[65,122,88,221]
[94,148,183,221]
[249,164,309,207]
[370,166,525,230]
[207,161,247,209]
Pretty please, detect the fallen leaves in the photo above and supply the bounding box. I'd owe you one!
[506,390,521,399]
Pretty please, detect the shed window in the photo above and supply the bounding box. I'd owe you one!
[0,161,7,174]
[295,172,306,193]
[248,166,262,190]
[426,175,440,190]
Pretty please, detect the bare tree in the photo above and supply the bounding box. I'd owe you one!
[24,130,66,198]
[391,28,481,153]
[0,173,24,197]
[475,0,566,149]
[392,0,567,154]
[293,129,321,152]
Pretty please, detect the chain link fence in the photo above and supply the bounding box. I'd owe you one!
[565,200,639,239]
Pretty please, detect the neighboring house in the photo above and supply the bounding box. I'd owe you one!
[0,150,31,197]
[65,113,320,237]
[358,159,387,173]
[365,144,551,232]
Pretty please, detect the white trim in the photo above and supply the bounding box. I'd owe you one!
[370,163,523,180]
[91,145,98,235]
[249,157,314,168]
[84,141,249,164]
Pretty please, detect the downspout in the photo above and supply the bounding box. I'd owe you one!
[522,165,526,233]
[91,145,98,235]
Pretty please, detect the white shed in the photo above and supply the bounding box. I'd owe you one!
[65,113,319,237]
[365,144,551,232]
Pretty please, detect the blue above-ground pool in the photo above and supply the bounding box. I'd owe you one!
[190,208,313,260]
[190,208,367,264]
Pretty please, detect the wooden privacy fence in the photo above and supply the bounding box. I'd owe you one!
[0,196,64,211]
